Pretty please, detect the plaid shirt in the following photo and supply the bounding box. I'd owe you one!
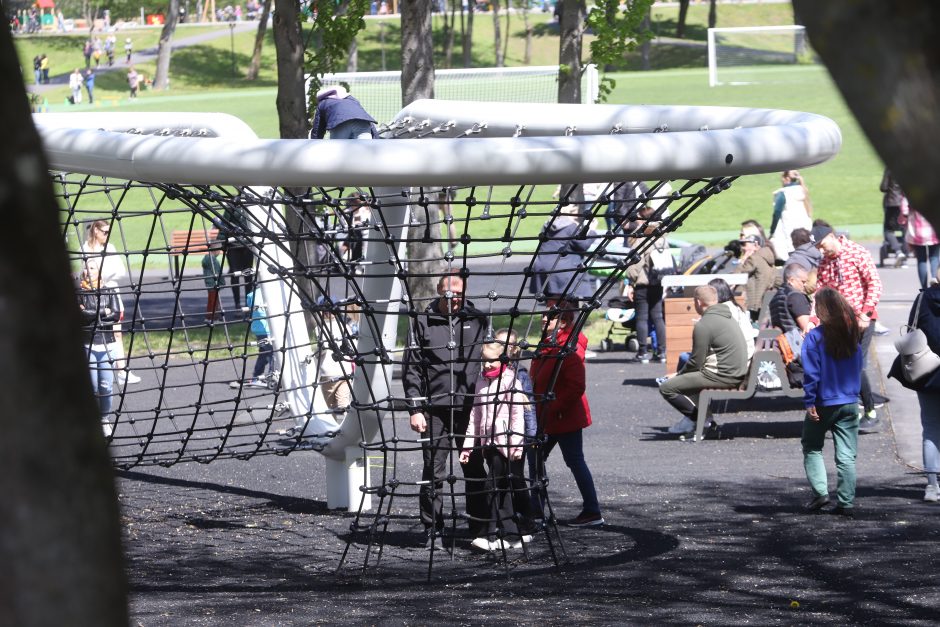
[817,236,883,318]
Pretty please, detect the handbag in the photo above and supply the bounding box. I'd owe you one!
[894,292,940,384]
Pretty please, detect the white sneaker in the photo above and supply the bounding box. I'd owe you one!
[470,537,493,551]
[667,416,696,435]
[873,321,890,336]
[102,421,113,437]
[245,378,268,388]
[124,371,141,384]
[925,484,939,502]
[511,534,534,549]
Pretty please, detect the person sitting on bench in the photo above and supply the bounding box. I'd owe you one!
[660,285,749,436]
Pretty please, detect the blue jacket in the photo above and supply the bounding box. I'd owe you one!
[801,326,862,408]
[311,96,376,139]
[247,289,269,338]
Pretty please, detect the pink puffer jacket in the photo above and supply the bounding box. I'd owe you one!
[463,368,528,459]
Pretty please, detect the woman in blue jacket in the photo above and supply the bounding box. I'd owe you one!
[801,287,863,517]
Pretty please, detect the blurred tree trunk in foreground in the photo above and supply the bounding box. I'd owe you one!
[0,23,128,627]
[793,0,940,227]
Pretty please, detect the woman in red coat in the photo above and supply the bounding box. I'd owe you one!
[530,299,604,527]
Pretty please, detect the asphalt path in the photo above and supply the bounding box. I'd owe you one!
[114,245,939,625]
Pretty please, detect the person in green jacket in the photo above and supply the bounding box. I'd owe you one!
[660,285,749,436]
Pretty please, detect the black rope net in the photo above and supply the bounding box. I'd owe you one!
[58,165,736,575]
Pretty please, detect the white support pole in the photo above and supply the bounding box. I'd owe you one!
[322,186,408,510]
[583,63,599,104]
[707,27,718,87]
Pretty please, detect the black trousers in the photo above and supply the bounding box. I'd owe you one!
[420,407,487,535]
[634,284,666,353]
[483,447,533,539]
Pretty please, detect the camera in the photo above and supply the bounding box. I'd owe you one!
[723,239,743,258]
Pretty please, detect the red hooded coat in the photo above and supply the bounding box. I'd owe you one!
[530,327,592,435]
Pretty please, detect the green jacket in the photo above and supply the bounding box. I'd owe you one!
[682,303,749,385]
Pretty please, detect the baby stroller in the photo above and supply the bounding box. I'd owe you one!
[598,296,639,353]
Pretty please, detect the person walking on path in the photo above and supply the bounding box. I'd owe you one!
[888,273,940,502]
[124,38,133,63]
[801,287,863,517]
[905,204,939,289]
[84,69,95,105]
[68,68,84,104]
[881,169,909,267]
[403,272,489,550]
[812,223,883,432]
[770,170,813,261]
[127,67,140,99]
[77,257,121,437]
[310,86,377,139]
[40,54,50,83]
[83,38,93,69]
[32,55,41,85]
[530,299,604,527]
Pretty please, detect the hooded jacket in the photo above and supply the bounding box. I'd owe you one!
[681,303,749,385]
[402,299,487,413]
[464,368,528,459]
[530,326,592,435]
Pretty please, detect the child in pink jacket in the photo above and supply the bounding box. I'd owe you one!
[460,341,535,551]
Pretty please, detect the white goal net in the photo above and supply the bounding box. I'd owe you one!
[309,65,600,125]
[707,25,819,87]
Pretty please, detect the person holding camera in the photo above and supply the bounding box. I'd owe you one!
[770,170,814,262]
[734,233,778,322]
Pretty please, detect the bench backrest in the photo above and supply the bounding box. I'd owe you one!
[169,228,219,256]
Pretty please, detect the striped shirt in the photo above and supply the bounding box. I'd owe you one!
[817,236,882,319]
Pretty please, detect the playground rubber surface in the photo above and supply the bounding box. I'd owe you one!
[117,253,938,625]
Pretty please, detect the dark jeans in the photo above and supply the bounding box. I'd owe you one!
[252,335,273,378]
[543,429,600,516]
[635,284,665,354]
[883,206,907,255]
[912,244,940,289]
[226,246,254,309]
[483,447,533,539]
[420,408,488,534]
[859,321,874,413]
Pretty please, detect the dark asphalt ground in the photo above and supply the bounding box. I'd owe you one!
[119,262,940,625]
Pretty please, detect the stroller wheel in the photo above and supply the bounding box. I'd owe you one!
[600,338,613,352]
[627,337,639,353]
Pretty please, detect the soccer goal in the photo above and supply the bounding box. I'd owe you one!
[36,101,839,576]
[308,64,600,124]
[707,25,818,87]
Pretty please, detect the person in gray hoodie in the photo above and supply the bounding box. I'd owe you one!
[660,285,749,436]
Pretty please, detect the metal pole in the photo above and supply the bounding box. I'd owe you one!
[229,22,236,78]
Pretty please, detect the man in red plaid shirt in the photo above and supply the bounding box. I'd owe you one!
[812,223,884,432]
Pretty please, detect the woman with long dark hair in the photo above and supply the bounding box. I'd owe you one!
[800,287,863,517]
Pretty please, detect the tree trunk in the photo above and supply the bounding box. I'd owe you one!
[401,0,444,307]
[246,0,272,81]
[558,0,585,104]
[502,0,510,66]
[462,0,474,68]
[639,8,651,71]
[676,0,689,38]
[401,0,435,106]
[492,1,503,67]
[0,24,128,627]
[153,0,181,90]
[347,37,358,72]
[793,0,940,227]
[273,0,307,140]
[442,0,455,68]
[521,2,531,65]
[708,0,717,29]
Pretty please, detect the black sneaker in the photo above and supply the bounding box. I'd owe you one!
[831,505,855,518]
[567,511,604,527]
[804,494,830,513]
[634,351,652,364]
[858,415,882,433]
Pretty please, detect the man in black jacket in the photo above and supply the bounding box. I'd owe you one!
[403,272,488,549]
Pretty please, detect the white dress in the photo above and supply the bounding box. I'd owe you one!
[770,184,812,261]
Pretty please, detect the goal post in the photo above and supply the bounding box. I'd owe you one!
[708,25,815,87]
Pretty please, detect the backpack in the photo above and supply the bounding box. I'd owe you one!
[647,240,676,285]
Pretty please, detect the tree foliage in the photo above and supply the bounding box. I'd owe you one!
[303,0,368,106]
[585,0,654,101]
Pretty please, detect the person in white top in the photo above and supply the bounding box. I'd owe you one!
[770,170,814,262]
[81,220,140,385]
[68,68,83,104]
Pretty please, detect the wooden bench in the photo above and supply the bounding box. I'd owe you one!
[692,329,804,442]
[169,228,219,279]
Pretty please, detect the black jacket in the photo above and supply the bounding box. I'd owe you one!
[889,286,940,391]
[78,286,121,345]
[402,300,487,413]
